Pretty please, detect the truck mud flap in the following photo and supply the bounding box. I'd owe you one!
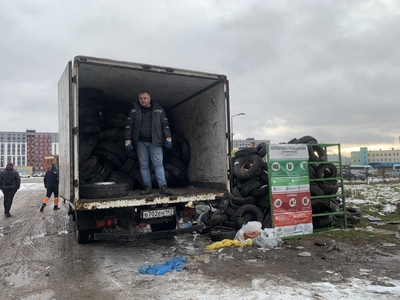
[93,223,205,242]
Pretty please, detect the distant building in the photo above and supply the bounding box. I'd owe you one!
[351,147,400,168]
[233,138,270,148]
[0,129,59,172]
[328,154,351,167]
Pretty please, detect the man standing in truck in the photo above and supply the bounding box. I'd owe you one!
[40,164,60,212]
[0,162,21,217]
[125,90,173,196]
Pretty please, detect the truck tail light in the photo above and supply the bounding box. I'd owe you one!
[96,217,117,229]
[183,207,196,217]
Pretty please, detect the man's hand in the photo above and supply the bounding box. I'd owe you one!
[125,140,133,152]
[165,138,172,150]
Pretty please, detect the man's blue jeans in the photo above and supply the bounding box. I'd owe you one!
[136,141,166,188]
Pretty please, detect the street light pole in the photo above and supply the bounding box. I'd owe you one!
[231,112,245,150]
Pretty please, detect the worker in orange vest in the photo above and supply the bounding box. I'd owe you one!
[40,164,60,212]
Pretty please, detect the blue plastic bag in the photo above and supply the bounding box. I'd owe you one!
[138,256,187,275]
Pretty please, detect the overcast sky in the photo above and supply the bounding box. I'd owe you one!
[1,0,399,156]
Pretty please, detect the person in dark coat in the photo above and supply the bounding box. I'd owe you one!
[40,164,60,212]
[125,90,173,196]
[0,162,21,217]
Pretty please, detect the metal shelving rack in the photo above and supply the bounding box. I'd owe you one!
[308,143,347,231]
[266,143,347,237]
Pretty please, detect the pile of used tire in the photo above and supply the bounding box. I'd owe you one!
[205,135,360,233]
[202,142,270,232]
[78,88,190,199]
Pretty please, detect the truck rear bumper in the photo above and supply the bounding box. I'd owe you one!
[93,223,205,242]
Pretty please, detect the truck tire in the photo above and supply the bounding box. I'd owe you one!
[81,125,103,135]
[308,145,327,162]
[95,150,122,169]
[240,179,263,197]
[92,161,114,182]
[108,171,135,190]
[98,140,126,164]
[233,155,263,180]
[235,204,263,223]
[256,142,267,158]
[234,147,258,159]
[79,135,98,166]
[165,157,187,175]
[129,168,144,189]
[178,137,191,167]
[79,182,129,199]
[96,127,120,142]
[164,163,189,187]
[315,163,337,179]
[80,156,101,181]
[296,135,318,144]
[119,158,136,174]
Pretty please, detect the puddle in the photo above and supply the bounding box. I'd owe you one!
[5,271,30,287]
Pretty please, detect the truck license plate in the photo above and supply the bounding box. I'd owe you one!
[141,207,176,219]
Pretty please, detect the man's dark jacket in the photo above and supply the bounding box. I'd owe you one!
[125,101,171,147]
[44,169,59,189]
[0,166,21,190]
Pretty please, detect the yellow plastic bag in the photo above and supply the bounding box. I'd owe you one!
[205,239,252,251]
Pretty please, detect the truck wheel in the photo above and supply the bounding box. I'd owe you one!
[74,211,90,244]
[76,228,90,244]
[79,182,129,199]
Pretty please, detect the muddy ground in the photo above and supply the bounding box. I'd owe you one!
[1,178,400,299]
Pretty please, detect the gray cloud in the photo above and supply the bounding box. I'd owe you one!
[0,0,399,156]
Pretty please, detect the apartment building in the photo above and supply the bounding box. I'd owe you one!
[0,129,59,172]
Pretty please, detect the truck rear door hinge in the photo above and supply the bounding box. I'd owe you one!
[71,75,77,83]
[72,127,78,135]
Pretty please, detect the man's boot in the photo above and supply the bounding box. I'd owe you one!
[53,205,60,210]
[140,186,152,195]
[160,184,173,196]
[40,203,46,212]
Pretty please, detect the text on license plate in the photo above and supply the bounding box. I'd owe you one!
[141,208,176,219]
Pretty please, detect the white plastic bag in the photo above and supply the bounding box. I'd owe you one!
[234,221,262,242]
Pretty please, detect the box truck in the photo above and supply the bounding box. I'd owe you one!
[58,56,231,243]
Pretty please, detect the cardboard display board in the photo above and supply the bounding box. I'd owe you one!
[268,144,313,237]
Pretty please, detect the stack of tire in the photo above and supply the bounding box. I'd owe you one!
[204,142,270,231]
[78,88,191,199]
[205,135,360,233]
[288,135,360,229]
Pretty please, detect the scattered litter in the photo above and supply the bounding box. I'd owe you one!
[381,243,396,247]
[359,269,372,276]
[365,215,382,223]
[295,246,304,250]
[326,270,334,274]
[182,221,192,228]
[251,278,266,289]
[138,256,186,275]
[314,241,327,246]
[297,252,311,257]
